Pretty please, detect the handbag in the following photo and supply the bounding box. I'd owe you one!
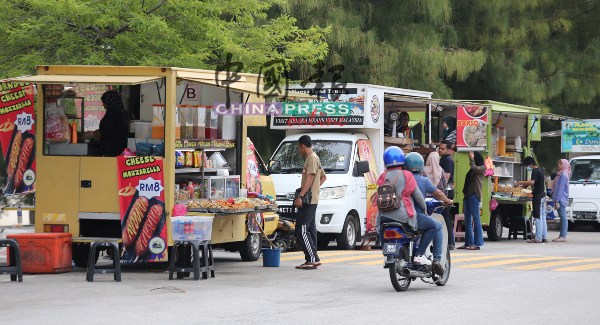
[295,161,322,208]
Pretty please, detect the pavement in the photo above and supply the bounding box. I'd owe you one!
[2,224,600,324]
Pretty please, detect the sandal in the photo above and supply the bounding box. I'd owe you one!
[527,239,542,243]
[456,246,468,250]
[466,246,480,250]
[552,238,567,242]
[295,263,317,269]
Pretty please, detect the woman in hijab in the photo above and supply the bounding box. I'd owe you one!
[82,90,129,156]
[440,116,457,144]
[420,152,448,196]
[552,159,571,242]
[458,151,486,250]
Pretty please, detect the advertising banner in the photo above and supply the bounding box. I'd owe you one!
[457,106,488,148]
[357,139,378,238]
[118,156,168,263]
[72,84,110,132]
[528,114,541,141]
[562,121,600,153]
[246,137,262,194]
[0,82,36,196]
[273,101,365,127]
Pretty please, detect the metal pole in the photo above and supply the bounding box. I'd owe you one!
[428,104,432,144]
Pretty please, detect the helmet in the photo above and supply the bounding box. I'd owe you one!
[383,146,405,168]
[405,152,424,172]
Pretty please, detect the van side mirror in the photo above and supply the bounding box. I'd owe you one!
[353,161,370,176]
[269,160,282,174]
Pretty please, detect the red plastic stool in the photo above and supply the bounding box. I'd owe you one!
[454,214,465,242]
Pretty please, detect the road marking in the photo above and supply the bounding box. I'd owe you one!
[457,257,576,268]
[453,255,536,263]
[279,251,377,261]
[553,263,600,272]
[320,253,383,264]
[351,253,482,265]
[506,259,600,270]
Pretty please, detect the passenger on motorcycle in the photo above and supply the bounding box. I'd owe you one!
[404,152,453,275]
[375,147,427,257]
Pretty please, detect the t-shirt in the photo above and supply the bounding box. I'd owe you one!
[413,174,437,214]
[301,152,325,204]
[531,168,545,198]
[439,154,455,184]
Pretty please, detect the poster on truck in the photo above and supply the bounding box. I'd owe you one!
[246,137,262,194]
[457,106,488,148]
[72,84,110,132]
[273,102,365,127]
[561,120,600,153]
[0,82,36,196]
[118,156,168,263]
[357,139,378,238]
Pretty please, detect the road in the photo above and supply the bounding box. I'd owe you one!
[2,223,600,324]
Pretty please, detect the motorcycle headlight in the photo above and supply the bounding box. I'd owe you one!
[319,186,347,199]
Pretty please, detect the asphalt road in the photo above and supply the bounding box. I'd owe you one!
[2,223,600,325]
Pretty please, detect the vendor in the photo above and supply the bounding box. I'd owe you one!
[82,90,129,156]
[434,116,457,145]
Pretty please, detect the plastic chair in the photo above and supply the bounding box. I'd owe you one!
[453,214,465,242]
[0,239,22,282]
[508,216,533,240]
[170,240,202,281]
[87,241,121,282]
[200,240,215,279]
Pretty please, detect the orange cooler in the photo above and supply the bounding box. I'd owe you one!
[6,233,72,274]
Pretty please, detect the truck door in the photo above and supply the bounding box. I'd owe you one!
[79,157,120,214]
[354,142,367,231]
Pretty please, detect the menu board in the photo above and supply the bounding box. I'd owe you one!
[562,121,600,153]
[457,106,488,148]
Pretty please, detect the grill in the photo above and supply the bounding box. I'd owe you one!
[276,193,294,201]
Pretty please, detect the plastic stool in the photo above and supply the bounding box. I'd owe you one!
[200,240,215,279]
[453,214,465,242]
[508,216,533,240]
[170,240,201,280]
[0,239,22,282]
[87,241,121,282]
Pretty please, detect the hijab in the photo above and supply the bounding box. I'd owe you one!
[423,152,443,187]
[441,116,457,140]
[463,152,485,195]
[552,159,571,192]
[101,90,129,130]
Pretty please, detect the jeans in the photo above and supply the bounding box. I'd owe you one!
[415,212,443,261]
[557,204,568,238]
[535,198,548,241]
[464,194,484,247]
[443,190,455,246]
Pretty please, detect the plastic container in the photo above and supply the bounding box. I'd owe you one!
[133,121,152,138]
[262,248,281,267]
[496,127,506,155]
[205,106,218,139]
[209,152,228,168]
[136,142,154,156]
[171,216,213,241]
[6,233,72,274]
[152,104,165,139]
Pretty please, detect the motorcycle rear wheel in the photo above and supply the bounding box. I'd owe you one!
[389,246,411,292]
[433,246,451,286]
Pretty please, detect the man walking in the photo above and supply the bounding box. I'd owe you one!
[294,135,327,269]
[515,156,547,243]
[439,141,456,249]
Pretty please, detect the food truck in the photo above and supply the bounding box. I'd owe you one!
[6,65,314,266]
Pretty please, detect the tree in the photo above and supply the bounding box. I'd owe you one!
[0,0,329,78]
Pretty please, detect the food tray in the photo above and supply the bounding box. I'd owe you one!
[208,208,224,213]
[239,207,256,213]
[492,192,512,198]
[267,204,278,209]
[187,207,208,213]
[256,205,268,210]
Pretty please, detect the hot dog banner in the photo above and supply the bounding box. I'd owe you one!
[457,106,488,148]
[357,139,378,238]
[118,156,168,263]
[0,82,36,196]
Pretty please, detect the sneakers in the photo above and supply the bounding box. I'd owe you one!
[432,260,444,275]
[413,255,432,266]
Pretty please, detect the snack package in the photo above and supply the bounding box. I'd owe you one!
[185,151,193,167]
[175,151,184,167]
[45,100,70,142]
[194,151,202,168]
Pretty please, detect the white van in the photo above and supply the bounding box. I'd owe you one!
[566,156,600,230]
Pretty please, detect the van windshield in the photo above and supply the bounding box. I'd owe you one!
[271,141,352,174]
[570,159,600,183]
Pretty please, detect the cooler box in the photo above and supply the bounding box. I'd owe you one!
[171,216,213,241]
[6,233,72,274]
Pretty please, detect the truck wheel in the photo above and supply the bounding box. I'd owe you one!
[486,212,503,241]
[72,243,98,268]
[336,215,357,250]
[240,232,262,261]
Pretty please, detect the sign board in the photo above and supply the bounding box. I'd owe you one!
[273,102,365,127]
[457,106,488,149]
[118,156,168,263]
[529,114,541,141]
[562,121,600,153]
[0,83,36,196]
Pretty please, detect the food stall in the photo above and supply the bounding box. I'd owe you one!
[8,65,314,266]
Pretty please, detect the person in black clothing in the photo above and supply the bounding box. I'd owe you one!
[438,141,456,249]
[515,156,547,243]
[82,90,129,156]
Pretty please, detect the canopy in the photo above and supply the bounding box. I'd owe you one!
[8,74,163,85]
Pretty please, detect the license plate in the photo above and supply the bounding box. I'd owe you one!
[382,243,400,255]
[277,206,297,215]
[575,214,597,220]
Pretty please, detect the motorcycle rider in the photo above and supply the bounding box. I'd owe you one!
[404,152,453,275]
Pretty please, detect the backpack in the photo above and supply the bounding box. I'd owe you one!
[377,171,402,211]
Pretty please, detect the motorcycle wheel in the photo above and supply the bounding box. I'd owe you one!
[433,246,451,286]
[389,246,411,292]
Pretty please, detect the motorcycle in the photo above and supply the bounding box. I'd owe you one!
[382,198,451,291]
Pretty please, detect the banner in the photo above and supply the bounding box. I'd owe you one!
[0,83,36,196]
[246,137,262,194]
[562,121,600,153]
[457,106,488,148]
[281,102,364,116]
[118,156,168,263]
[528,114,541,141]
[72,84,110,132]
[357,139,378,238]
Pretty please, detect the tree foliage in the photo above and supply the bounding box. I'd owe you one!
[0,0,329,78]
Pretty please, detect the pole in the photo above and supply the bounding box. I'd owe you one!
[428,104,432,144]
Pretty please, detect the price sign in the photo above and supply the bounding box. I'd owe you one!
[15,112,34,132]
[135,177,165,199]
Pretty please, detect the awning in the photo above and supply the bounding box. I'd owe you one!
[8,75,163,85]
[180,76,318,100]
[541,113,581,121]
[384,95,492,109]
